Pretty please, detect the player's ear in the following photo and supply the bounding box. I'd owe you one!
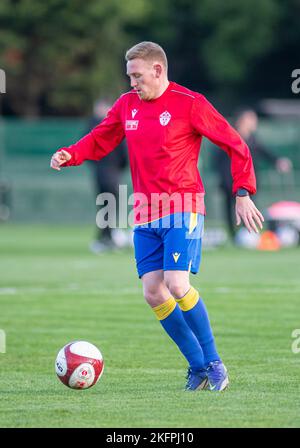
[153,64,162,78]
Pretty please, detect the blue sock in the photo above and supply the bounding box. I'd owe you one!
[176,288,221,367]
[153,298,205,372]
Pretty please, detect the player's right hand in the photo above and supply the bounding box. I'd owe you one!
[50,150,72,171]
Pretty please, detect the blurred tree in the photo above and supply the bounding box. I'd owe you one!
[125,0,282,110]
[198,0,280,84]
[0,0,150,116]
[0,0,298,116]
[246,0,300,99]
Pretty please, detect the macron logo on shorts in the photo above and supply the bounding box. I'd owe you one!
[172,252,181,263]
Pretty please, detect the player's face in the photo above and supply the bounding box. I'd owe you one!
[126,58,161,101]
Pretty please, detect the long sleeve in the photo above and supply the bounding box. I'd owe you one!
[59,97,125,167]
[191,95,257,195]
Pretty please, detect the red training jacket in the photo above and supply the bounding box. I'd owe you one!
[59,81,256,224]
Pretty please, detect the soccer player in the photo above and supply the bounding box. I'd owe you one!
[50,42,264,391]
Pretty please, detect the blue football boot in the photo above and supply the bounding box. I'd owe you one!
[185,367,208,391]
[206,361,229,391]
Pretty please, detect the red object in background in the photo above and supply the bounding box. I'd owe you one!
[257,231,281,251]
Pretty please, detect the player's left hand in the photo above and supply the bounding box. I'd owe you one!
[235,196,264,233]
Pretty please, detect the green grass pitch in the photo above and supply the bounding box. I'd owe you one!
[0,224,300,428]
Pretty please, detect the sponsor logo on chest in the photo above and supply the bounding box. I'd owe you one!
[126,109,172,130]
[125,109,139,130]
[126,120,139,130]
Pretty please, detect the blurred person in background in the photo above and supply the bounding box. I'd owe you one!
[86,99,128,253]
[213,108,292,239]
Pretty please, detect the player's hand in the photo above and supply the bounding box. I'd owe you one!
[50,150,71,171]
[235,196,264,234]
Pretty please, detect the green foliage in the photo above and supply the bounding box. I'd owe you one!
[198,0,280,84]
[0,0,149,116]
[0,0,298,116]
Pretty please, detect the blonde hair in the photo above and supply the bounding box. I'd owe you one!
[125,41,168,72]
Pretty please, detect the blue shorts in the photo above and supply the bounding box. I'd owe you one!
[133,212,204,278]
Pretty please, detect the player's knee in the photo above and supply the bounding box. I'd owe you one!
[167,282,190,300]
[143,291,164,307]
[143,285,165,307]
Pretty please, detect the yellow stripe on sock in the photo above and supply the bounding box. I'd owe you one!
[176,286,199,311]
[152,297,176,320]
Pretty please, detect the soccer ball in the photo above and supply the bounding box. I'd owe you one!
[55,340,104,389]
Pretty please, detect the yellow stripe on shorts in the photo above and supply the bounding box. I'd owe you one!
[189,212,198,234]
